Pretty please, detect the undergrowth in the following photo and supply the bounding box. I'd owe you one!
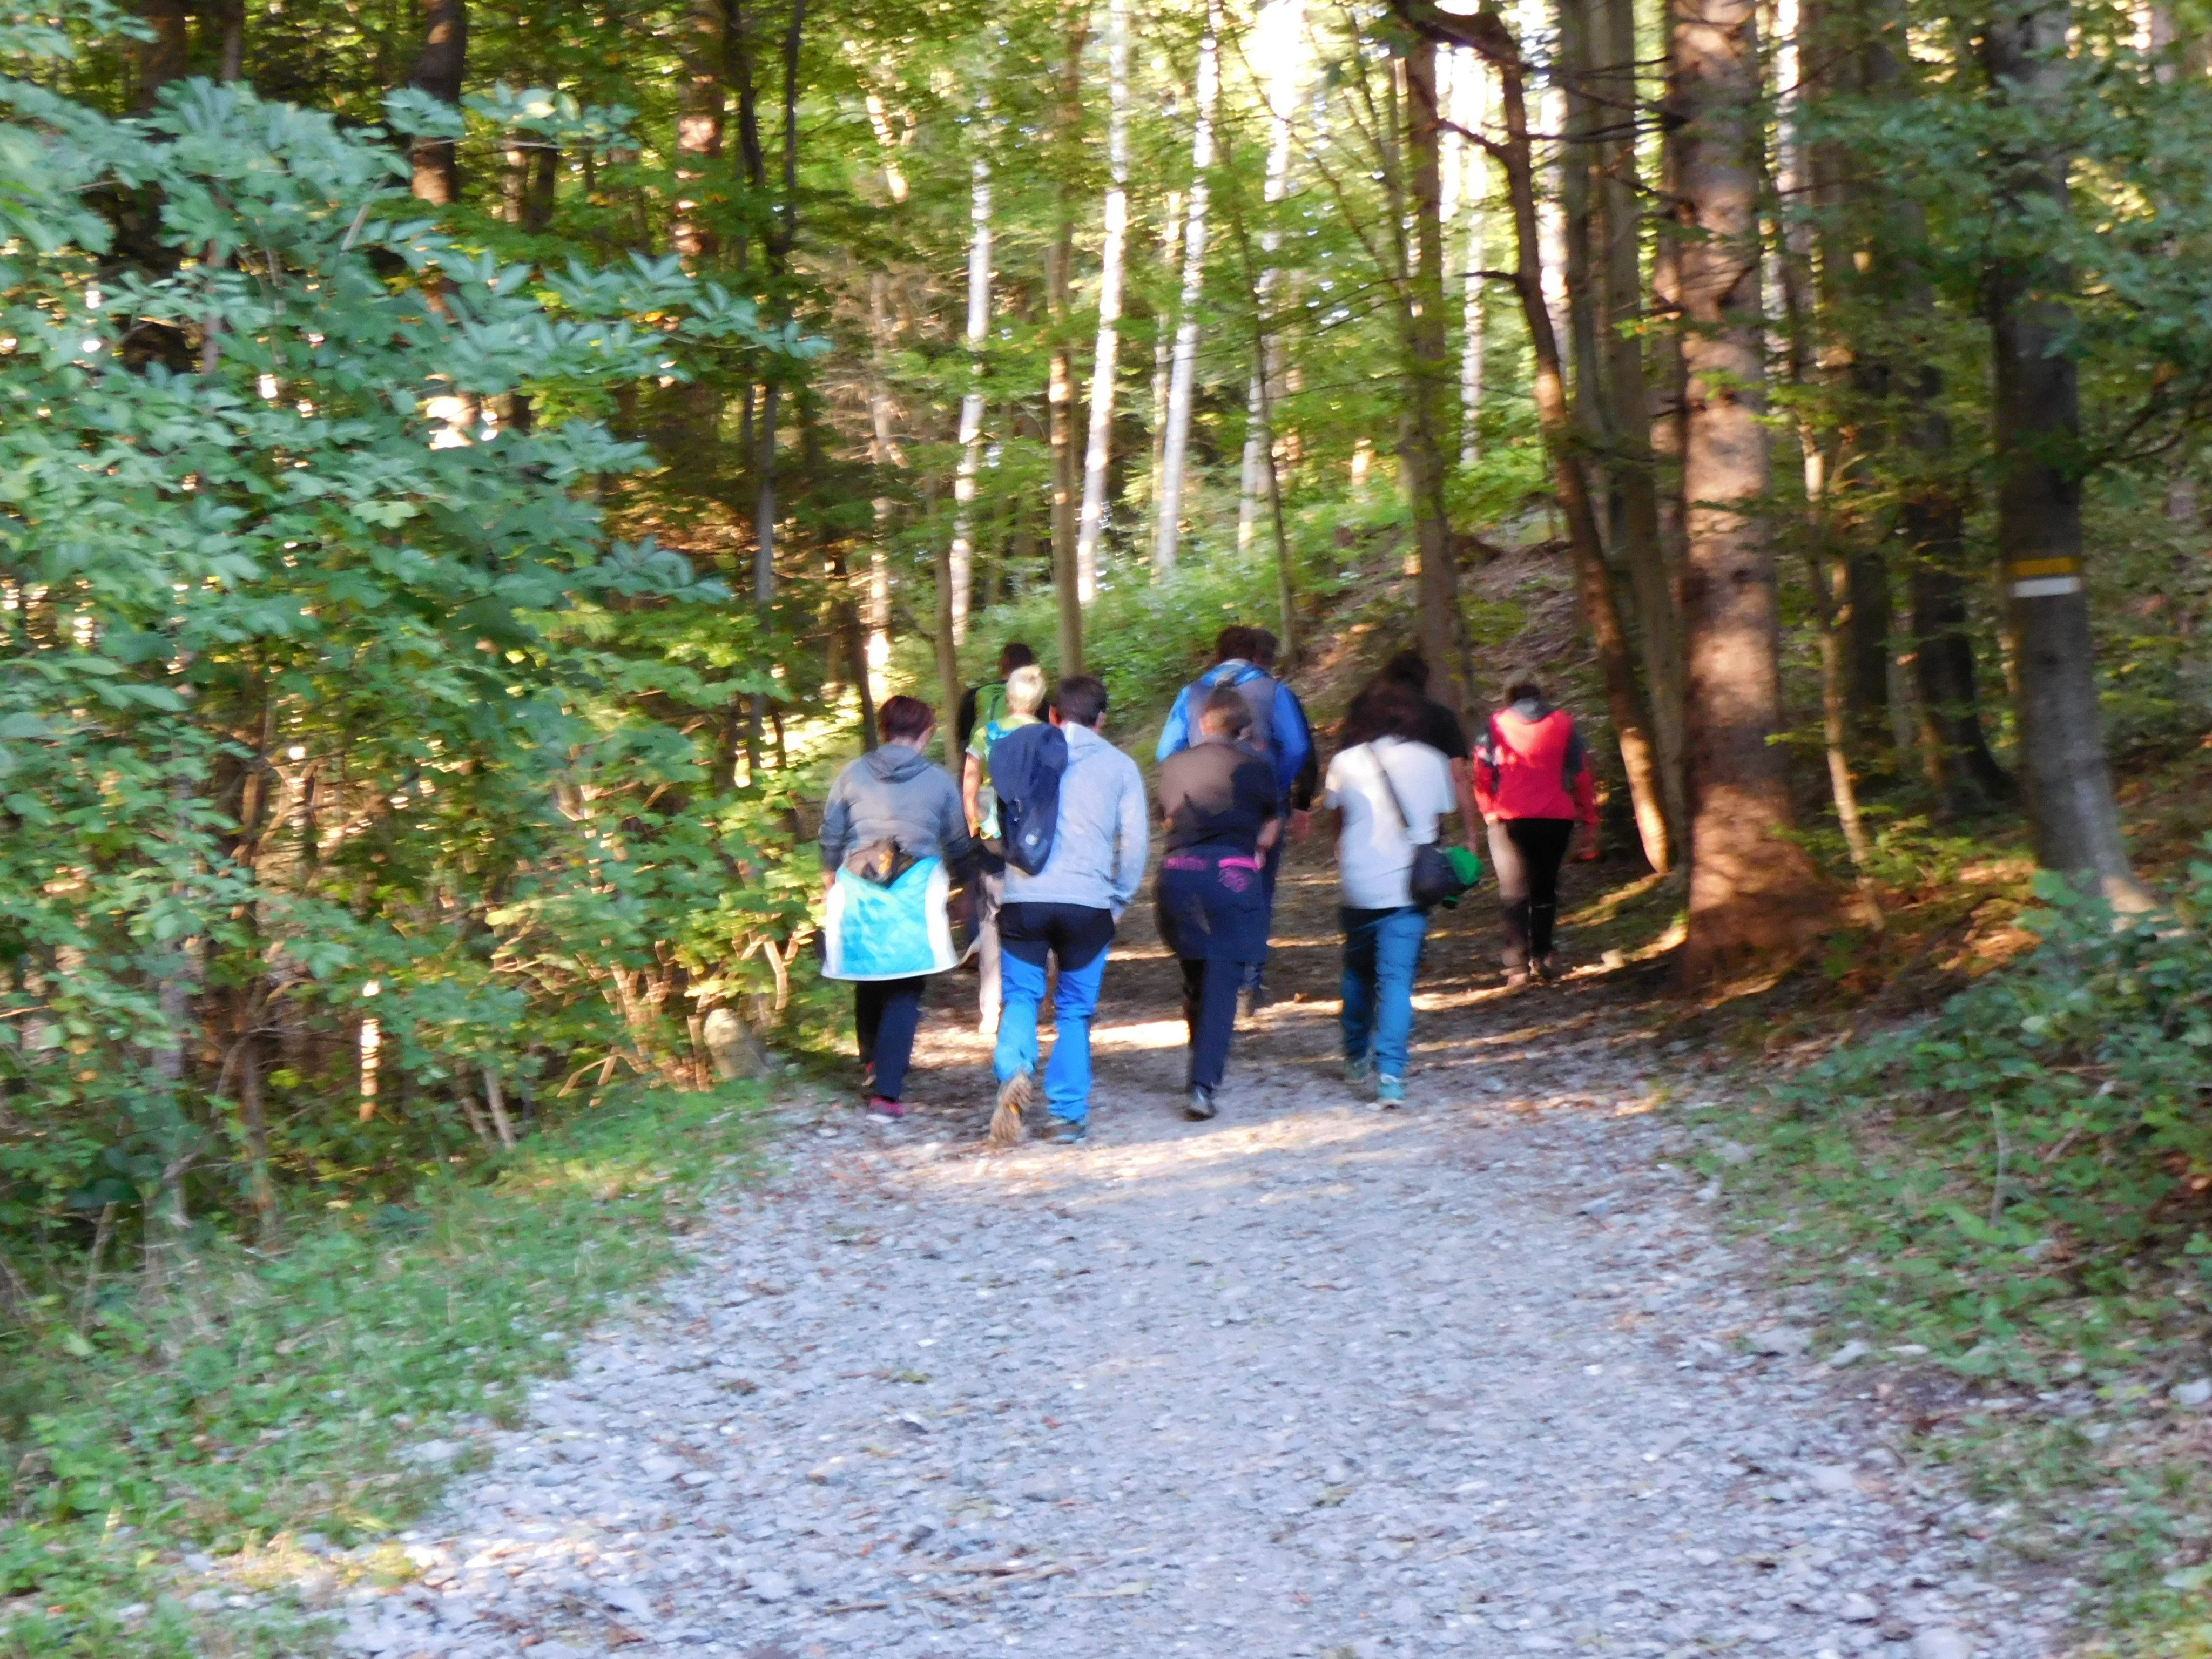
[0,1078,771,1657]
[1702,845,2212,1654]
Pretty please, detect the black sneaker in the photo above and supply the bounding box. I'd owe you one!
[1047,1117,1090,1145]
[1184,1085,1217,1121]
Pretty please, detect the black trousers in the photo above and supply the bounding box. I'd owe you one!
[1487,817,1575,968]
[1178,956,1244,1090]
[855,976,928,1100]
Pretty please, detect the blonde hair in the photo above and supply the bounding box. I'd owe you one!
[1004,663,1048,715]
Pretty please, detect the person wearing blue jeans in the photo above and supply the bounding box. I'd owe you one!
[1321,678,1461,1107]
[988,675,1149,1145]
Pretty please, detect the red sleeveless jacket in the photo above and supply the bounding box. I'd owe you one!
[1472,703,1597,824]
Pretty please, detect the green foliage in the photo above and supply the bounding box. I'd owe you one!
[0,1075,767,1655]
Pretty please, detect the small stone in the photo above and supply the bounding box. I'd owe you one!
[1715,1140,1754,1166]
[406,1440,462,1467]
[1839,1591,1880,1621]
[2172,1378,2212,1408]
[640,1454,686,1481]
[750,1570,796,1603]
[1912,1629,1973,1659]
[181,1553,215,1574]
[1687,1548,1722,1567]
[1826,1341,1871,1370]
[602,1583,655,1620]
[1808,1464,1860,1496]
[1750,1326,1812,1357]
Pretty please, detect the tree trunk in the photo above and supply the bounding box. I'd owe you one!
[673,0,726,262]
[1076,0,1131,605]
[949,155,991,642]
[1595,0,1687,851]
[1670,0,1830,976]
[866,271,902,709]
[1982,0,2147,905]
[1401,41,1476,722]
[404,0,468,206]
[1237,0,1305,553]
[934,510,965,774]
[1048,17,1090,676]
[1452,51,1490,466]
[1154,0,1222,572]
[136,0,190,112]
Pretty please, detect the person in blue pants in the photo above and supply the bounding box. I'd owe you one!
[989,676,1149,1145]
[1321,679,1461,1107]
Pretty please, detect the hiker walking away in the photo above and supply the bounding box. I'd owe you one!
[1379,649,1482,856]
[818,696,979,1118]
[1157,626,1312,1011]
[1472,670,1599,988]
[962,663,1047,1037]
[989,676,1148,1146]
[956,640,1036,758]
[1155,687,1282,1121]
[1247,629,1317,1009]
[1323,680,1460,1108]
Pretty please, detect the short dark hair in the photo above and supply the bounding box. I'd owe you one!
[1502,669,1545,704]
[1213,624,1259,664]
[1337,680,1428,748]
[1382,649,1431,693]
[1251,628,1280,669]
[1055,675,1109,729]
[999,641,1036,673]
[1199,685,1252,738]
[878,694,935,744]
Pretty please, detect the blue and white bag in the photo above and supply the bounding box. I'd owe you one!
[821,855,966,981]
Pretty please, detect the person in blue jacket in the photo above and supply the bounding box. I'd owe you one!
[1156,624,1312,1010]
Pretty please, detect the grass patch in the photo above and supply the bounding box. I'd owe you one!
[0,1077,773,1657]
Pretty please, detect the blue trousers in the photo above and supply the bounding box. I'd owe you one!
[1242,837,1286,994]
[1340,905,1429,1079]
[993,912,1112,1124]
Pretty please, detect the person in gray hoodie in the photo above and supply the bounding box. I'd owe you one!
[818,696,977,1116]
[988,676,1148,1146]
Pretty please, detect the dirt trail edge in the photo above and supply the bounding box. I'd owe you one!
[343,864,2071,1659]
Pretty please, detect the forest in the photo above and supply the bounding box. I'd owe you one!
[2,0,2211,1644]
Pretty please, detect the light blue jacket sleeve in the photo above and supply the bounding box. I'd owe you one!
[1108,759,1151,918]
[1155,683,1196,763]
[1272,682,1312,792]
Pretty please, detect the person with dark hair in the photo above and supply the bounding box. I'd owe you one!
[1380,649,1481,852]
[1154,686,1282,1120]
[1157,626,1312,1012]
[1243,628,1316,1011]
[1473,670,1597,987]
[955,641,1038,756]
[989,675,1148,1146]
[818,695,977,1117]
[1323,680,1461,1107]
[962,664,1048,1037]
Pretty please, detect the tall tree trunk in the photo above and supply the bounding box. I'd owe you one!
[1238,0,1307,551]
[136,0,190,112]
[1596,0,1686,850]
[404,0,468,205]
[950,154,992,643]
[1982,0,2146,904]
[1453,51,1491,466]
[1076,0,1132,604]
[1155,0,1222,572]
[934,504,965,773]
[217,0,244,81]
[673,0,727,261]
[1669,0,1829,976]
[866,271,902,705]
[1048,17,1090,677]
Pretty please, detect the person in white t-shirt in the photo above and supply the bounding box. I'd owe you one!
[1321,679,1461,1107]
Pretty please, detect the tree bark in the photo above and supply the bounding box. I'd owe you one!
[136,0,190,112]
[1451,51,1490,466]
[1076,0,1132,604]
[1237,0,1305,552]
[673,0,727,262]
[949,154,991,643]
[1048,17,1090,677]
[404,0,468,206]
[1982,0,2147,904]
[1669,0,1830,976]
[1155,0,1222,572]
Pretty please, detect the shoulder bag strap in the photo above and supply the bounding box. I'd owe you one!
[1367,743,1428,845]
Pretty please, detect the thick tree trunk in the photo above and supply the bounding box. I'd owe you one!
[404,0,468,205]
[1670,0,1829,976]
[1048,18,1090,676]
[136,0,190,112]
[1402,41,1475,721]
[1076,0,1131,605]
[1982,0,2146,905]
[673,0,727,262]
[949,156,992,643]
[1155,0,1222,572]
[1906,489,2013,810]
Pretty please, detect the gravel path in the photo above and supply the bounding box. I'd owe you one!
[338,864,2070,1659]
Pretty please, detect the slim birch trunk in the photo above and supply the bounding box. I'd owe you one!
[1154,0,1223,572]
[1238,0,1306,550]
[950,154,992,642]
[1452,51,1491,466]
[1048,17,1090,676]
[1076,0,1132,602]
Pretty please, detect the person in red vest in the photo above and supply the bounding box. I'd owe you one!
[1471,670,1599,987]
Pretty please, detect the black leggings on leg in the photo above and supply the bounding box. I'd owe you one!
[854,976,928,1099]
[1487,818,1575,968]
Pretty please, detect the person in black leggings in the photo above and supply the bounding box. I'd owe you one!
[1471,672,1599,987]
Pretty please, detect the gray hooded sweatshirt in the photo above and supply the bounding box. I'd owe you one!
[818,744,976,873]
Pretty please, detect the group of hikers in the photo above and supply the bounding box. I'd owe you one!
[815,627,1599,1144]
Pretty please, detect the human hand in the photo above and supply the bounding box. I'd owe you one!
[1573,822,1600,862]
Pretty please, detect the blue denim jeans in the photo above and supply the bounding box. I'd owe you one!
[994,946,1109,1123]
[1340,905,1429,1079]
